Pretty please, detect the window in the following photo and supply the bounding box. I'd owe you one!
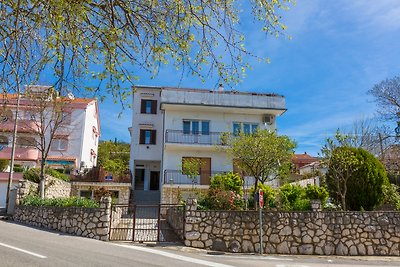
[0,135,8,147]
[140,100,157,114]
[16,137,36,147]
[80,190,92,199]
[139,129,156,144]
[233,122,258,135]
[51,138,68,151]
[182,120,210,135]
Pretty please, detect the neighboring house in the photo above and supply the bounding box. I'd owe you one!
[129,85,286,204]
[292,152,318,173]
[0,86,100,171]
[381,144,400,185]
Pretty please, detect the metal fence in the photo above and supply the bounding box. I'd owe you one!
[109,204,185,242]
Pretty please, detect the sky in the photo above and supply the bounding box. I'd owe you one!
[98,0,400,156]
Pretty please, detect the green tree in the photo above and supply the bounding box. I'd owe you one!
[323,131,390,210]
[223,130,296,199]
[1,0,293,102]
[97,140,130,176]
[346,148,389,211]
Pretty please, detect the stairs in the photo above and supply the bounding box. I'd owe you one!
[130,190,160,205]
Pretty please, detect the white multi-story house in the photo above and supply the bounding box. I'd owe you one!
[0,86,100,171]
[129,85,286,203]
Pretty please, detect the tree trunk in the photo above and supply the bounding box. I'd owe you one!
[39,158,46,198]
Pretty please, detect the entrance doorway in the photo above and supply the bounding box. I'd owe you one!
[135,169,145,190]
[150,171,160,191]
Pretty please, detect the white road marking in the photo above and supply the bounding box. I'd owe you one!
[276,265,310,267]
[114,244,235,267]
[205,255,293,261]
[0,242,47,259]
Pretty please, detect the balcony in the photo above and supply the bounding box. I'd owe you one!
[163,170,227,185]
[0,120,40,133]
[0,147,39,161]
[165,130,226,146]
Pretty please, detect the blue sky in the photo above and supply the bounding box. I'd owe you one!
[99,0,400,156]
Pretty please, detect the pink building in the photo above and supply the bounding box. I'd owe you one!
[0,86,100,170]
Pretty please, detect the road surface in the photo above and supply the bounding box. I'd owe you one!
[0,220,399,267]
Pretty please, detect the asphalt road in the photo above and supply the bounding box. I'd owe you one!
[0,220,399,267]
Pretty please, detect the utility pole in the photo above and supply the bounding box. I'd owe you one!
[5,85,21,214]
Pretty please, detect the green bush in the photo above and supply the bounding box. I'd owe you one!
[209,172,243,196]
[23,168,40,182]
[381,184,400,210]
[13,164,24,173]
[21,195,100,208]
[304,185,329,205]
[198,189,243,211]
[278,184,305,211]
[345,149,389,211]
[248,183,277,209]
[0,159,9,171]
[45,168,70,181]
[23,168,70,182]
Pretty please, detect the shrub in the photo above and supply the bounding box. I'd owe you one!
[209,172,243,196]
[0,159,9,171]
[13,164,24,173]
[345,149,389,211]
[23,168,40,183]
[278,184,305,211]
[304,185,329,205]
[381,184,400,211]
[21,195,100,208]
[248,183,277,209]
[45,168,70,181]
[23,168,70,182]
[198,189,243,210]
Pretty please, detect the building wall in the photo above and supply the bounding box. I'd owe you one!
[130,87,163,165]
[78,102,100,168]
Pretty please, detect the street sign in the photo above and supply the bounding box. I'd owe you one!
[259,189,264,208]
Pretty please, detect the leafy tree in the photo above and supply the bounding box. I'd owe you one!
[223,130,296,202]
[249,183,277,209]
[97,140,130,176]
[322,132,361,210]
[323,132,390,210]
[368,76,400,122]
[345,148,389,211]
[1,0,293,102]
[209,172,243,196]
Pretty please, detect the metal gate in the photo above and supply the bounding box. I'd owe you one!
[109,204,185,242]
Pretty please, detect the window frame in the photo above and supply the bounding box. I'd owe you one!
[182,120,210,135]
[140,99,157,114]
[51,138,68,151]
[139,129,156,145]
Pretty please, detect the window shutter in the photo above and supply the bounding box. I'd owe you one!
[139,130,145,144]
[140,100,146,113]
[150,130,156,144]
[151,100,157,114]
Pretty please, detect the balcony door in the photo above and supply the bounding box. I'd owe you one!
[182,157,211,185]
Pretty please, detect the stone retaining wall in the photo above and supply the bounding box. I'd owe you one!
[13,197,112,241]
[184,200,400,256]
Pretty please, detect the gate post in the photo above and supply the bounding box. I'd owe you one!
[132,205,136,241]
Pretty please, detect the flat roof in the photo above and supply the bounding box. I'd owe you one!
[134,85,284,98]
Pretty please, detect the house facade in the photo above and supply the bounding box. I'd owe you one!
[129,85,286,203]
[0,86,100,171]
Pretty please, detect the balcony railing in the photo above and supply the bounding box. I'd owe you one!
[164,170,229,185]
[164,170,261,188]
[165,130,227,146]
